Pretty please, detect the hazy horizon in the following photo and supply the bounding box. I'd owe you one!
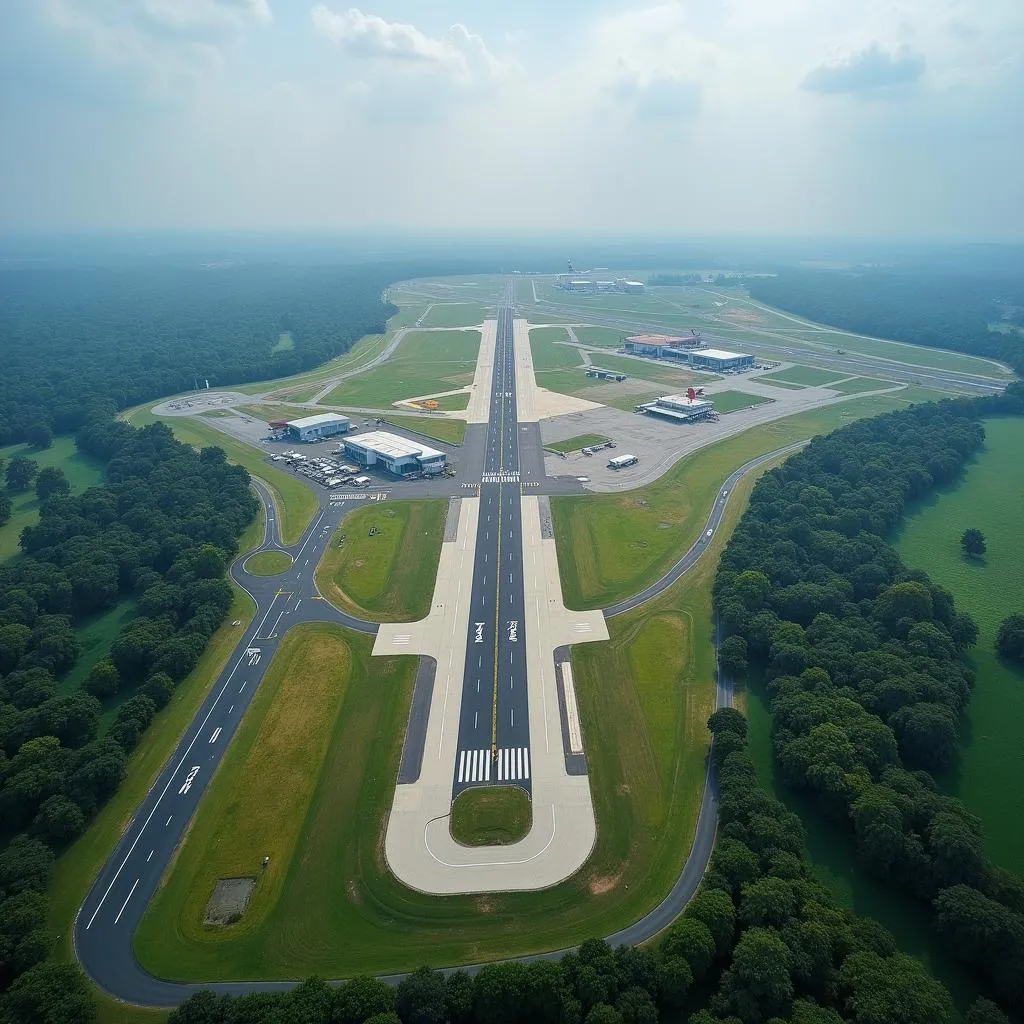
[2,0,1022,241]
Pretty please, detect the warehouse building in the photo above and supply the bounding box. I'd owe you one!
[637,394,718,423]
[286,413,351,442]
[688,348,755,372]
[624,330,706,358]
[342,431,447,477]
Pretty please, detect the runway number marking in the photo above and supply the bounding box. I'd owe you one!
[474,622,485,643]
[246,647,261,666]
[507,620,518,642]
[178,765,200,795]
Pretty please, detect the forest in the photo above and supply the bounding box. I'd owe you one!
[747,271,1024,376]
[0,262,399,445]
[714,382,1024,1020]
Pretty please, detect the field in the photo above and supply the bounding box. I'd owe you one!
[315,500,446,621]
[48,512,265,1024]
[271,332,295,353]
[709,390,774,414]
[544,434,610,454]
[574,326,627,349]
[588,354,704,390]
[381,414,466,446]
[895,416,1024,876]
[827,376,898,395]
[0,436,107,560]
[245,550,292,575]
[413,391,471,411]
[323,330,481,407]
[552,392,952,610]
[131,474,763,982]
[127,409,317,546]
[758,365,847,387]
[755,377,805,390]
[418,303,487,328]
[450,787,532,846]
[529,327,587,370]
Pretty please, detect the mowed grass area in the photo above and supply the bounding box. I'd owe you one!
[315,500,446,621]
[529,326,587,370]
[245,549,292,575]
[553,392,951,610]
[419,303,487,328]
[410,391,471,411]
[382,414,466,446]
[0,436,107,560]
[896,416,1024,876]
[131,476,766,983]
[137,624,355,948]
[588,354,705,390]
[754,377,805,390]
[827,376,898,395]
[271,332,295,353]
[49,512,264,1024]
[575,325,627,349]
[127,409,317,545]
[323,330,481,407]
[710,390,774,414]
[450,787,532,846]
[759,365,847,387]
[545,434,610,454]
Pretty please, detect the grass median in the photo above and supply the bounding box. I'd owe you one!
[544,434,610,454]
[450,787,532,846]
[245,550,293,576]
[315,500,446,621]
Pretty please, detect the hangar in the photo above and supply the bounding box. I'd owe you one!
[286,413,351,442]
[688,348,755,372]
[637,393,718,423]
[342,431,447,477]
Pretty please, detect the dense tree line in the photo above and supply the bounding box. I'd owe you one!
[164,709,1014,1024]
[0,263,399,445]
[714,385,1024,1017]
[0,419,257,1023]
[747,271,1024,376]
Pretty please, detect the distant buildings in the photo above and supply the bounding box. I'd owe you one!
[557,277,646,294]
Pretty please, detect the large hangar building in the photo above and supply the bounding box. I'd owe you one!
[286,413,351,442]
[689,348,755,372]
[342,431,447,477]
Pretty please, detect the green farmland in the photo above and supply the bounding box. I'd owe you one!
[0,437,106,561]
[323,330,481,407]
[315,499,446,621]
[896,416,1024,876]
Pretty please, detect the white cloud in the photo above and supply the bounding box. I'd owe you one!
[310,6,503,85]
[803,43,926,95]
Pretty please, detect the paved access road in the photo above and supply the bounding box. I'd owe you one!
[453,302,533,794]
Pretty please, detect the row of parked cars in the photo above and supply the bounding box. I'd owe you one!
[270,450,372,488]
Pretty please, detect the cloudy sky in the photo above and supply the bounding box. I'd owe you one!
[1,0,1021,239]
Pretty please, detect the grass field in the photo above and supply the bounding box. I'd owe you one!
[271,332,294,353]
[323,330,481,407]
[139,624,356,946]
[48,512,264,1024]
[574,326,627,349]
[895,416,1024,876]
[529,327,587,371]
[754,377,805,390]
[410,391,471,411]
[381,415,466,446]
[710,390,774,414]
[544,434,610,454]
[759,365,846,387]
[0,437,106,560]
[419,303,487,328]
[315,500,446,621]
[131,476,766,982]
[587,354,704,390]
[245,550,292,575]
[127,410,317,546]
[827,376,898,395]
[450,787,532,846]
[534,370,605,397]
[552,392,949,610]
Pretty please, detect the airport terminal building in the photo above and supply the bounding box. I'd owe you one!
[637,394,718,423]
[342,431,447,477]
[286,413,351,442]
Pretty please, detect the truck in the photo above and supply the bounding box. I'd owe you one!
[608,454,639,470]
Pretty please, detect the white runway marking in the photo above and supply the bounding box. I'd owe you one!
[495,747,531,781]
[114,878,140,924]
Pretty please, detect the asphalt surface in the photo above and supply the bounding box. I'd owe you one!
[452,301,533,795]
[75,304,808,1006]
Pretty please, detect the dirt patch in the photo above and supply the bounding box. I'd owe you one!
[476,895,495,913]
[204,877,256,926]
[657,522,672,530]
[347,879,363,905]
[588,872,622,896]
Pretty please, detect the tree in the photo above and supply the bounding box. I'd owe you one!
[961,528,986,558]
[995,613,1024,666]
[0,960,96,1024]
[685,888,736,957]
[0,835,55,895]
[396,966,448,1024]
[25,423,53,451]
[5,455,37,493]
[35,467,70,502]
[714,926,794,1022]
[718,636,749,679]
[584,1006,622,1024]
[333,976,395,1024]
[31,794,86,844]
[661,917,716,979]
[83,659,120,699]
[963,998,1011,1024]
[839,951,954,1024]
[0,492,11,527]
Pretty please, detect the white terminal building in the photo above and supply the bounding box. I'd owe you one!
[637,394,718,423]
[342,430,447,477]
[286,413,351,442]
